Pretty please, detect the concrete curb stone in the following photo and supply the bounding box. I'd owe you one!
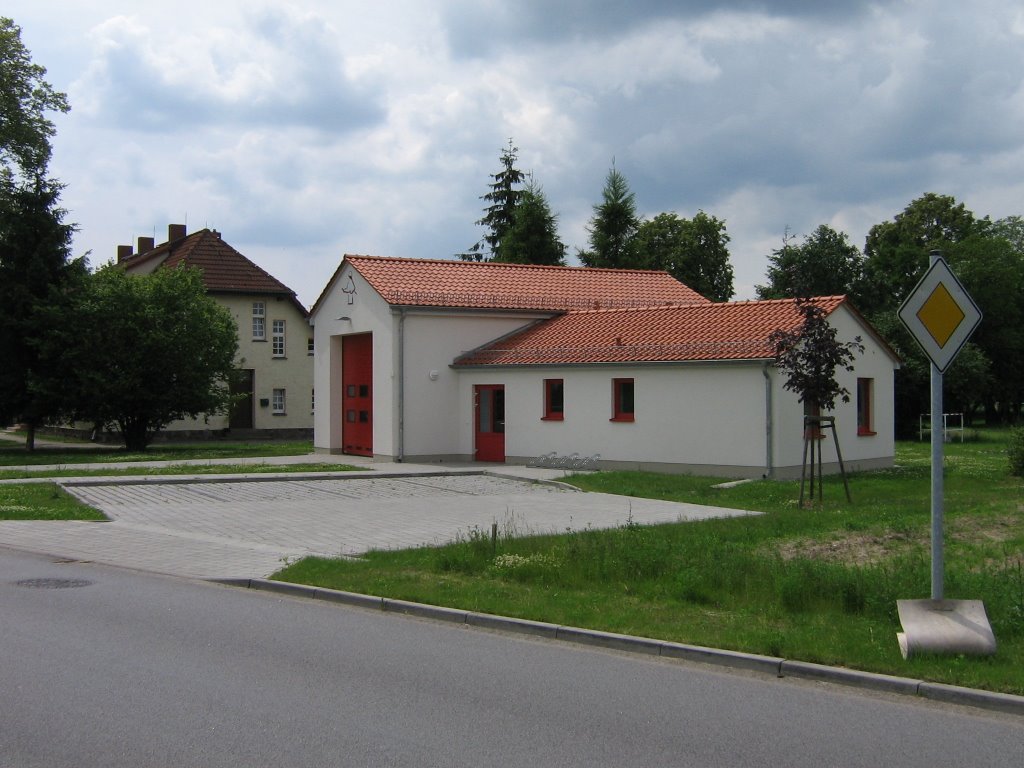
[555,626,663,655]
[233,578,1024,717]
[382,598,470,623]
[780,659,920,695]
[661,642,783,675]
[466,612,560,639]
[917,681,1024,715]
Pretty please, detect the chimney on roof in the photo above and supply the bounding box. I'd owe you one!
[168,223,186,242]
[137,236,155,253]
[116,245,133,263]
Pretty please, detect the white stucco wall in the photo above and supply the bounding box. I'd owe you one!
[455,363,771,474]
[400,313,548,459]
[312,265,396,455]
[771,305,897,475]
[312,261,549,457]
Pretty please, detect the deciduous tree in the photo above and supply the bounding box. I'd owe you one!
[46,266,239,451]
[636,211,734,301]
[769,299,863,414]
[0,17,69,182]
[757,225,863,300]
[859,193,981,315]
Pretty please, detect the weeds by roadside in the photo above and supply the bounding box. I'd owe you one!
[275,429,1024,695]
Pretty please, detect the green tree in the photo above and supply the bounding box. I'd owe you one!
[860,195,1024,426]
[635,211,734,301]
[757,225,863,300]
[871,310,993,436]
[859,193,981,315]
[494,179,565,265]
[579,164,642,269]
[460,139,525,261]
[46,265,239,451]
[946,231,1024,424]
[0,17,69,181]
[0,20,76,449]
[0,178,83,448]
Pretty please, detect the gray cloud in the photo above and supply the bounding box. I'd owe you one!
[441,0,883,53]
[76,10,383,134]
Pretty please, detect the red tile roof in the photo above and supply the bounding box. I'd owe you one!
[453,296,849,366]
[121,229,307,316]
[338,255,710,311]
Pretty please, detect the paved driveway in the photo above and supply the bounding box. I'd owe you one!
[0,472,756,580]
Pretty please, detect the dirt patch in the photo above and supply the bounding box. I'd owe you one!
[771,515,1023,567]
[774,530,925,566]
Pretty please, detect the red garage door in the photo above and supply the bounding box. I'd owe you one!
[342,333,373,456]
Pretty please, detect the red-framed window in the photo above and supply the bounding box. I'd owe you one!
[543,378,564,420]
[857,378,875,435]
[611,378,634,422]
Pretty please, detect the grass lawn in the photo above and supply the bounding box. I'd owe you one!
[0,437,316,466]
[0,462,360,481]
[274,429,1024,695]
[0,484,107,521]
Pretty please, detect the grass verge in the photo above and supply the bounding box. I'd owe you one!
[0,439,316,467]
[0,462,360,480]
[274,429,1024,695]
[0,484,107,521]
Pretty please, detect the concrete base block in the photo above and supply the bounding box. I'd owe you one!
[896,599,997,659]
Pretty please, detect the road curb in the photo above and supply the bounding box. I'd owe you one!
[224,578,1024,717]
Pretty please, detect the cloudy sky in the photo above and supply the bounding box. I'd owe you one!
[8,1,1024,307]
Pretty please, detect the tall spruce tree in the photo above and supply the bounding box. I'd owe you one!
[579,164,643,269]
[460,139,525,261]
[494,179,565,266]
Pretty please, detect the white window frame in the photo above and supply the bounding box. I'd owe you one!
[272,319,286,357]
[272,388,286,414]
[252,302,265,340]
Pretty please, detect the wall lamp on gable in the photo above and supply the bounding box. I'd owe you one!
[335,316,352,322]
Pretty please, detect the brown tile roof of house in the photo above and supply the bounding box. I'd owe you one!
[121,229,307,316]
[453,296,851,366]
[334,255,710,312]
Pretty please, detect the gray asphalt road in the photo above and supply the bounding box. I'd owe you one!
[2,549,1021,768]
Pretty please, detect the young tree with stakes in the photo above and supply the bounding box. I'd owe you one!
[769,298,863,503]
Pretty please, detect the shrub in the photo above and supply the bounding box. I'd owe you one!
[1009,426,1024,477]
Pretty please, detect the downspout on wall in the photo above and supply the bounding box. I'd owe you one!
[397,308,406,462]
[762,362,774,478]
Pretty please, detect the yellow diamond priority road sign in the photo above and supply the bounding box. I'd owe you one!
[898,256,982,373]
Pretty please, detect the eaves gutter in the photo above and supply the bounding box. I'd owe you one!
[389,304,560,319]
[450,358,772,371]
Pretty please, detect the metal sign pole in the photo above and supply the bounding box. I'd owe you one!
[895,250,994,657]
[930,349,944,599]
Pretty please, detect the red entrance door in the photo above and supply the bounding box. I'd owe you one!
[342,333,373,456]
[474,384,505,462]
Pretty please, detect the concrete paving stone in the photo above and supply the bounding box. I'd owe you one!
[1,469,756,581]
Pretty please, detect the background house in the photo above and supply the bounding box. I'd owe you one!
[311,255,898,477]
[115,225,313,439]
